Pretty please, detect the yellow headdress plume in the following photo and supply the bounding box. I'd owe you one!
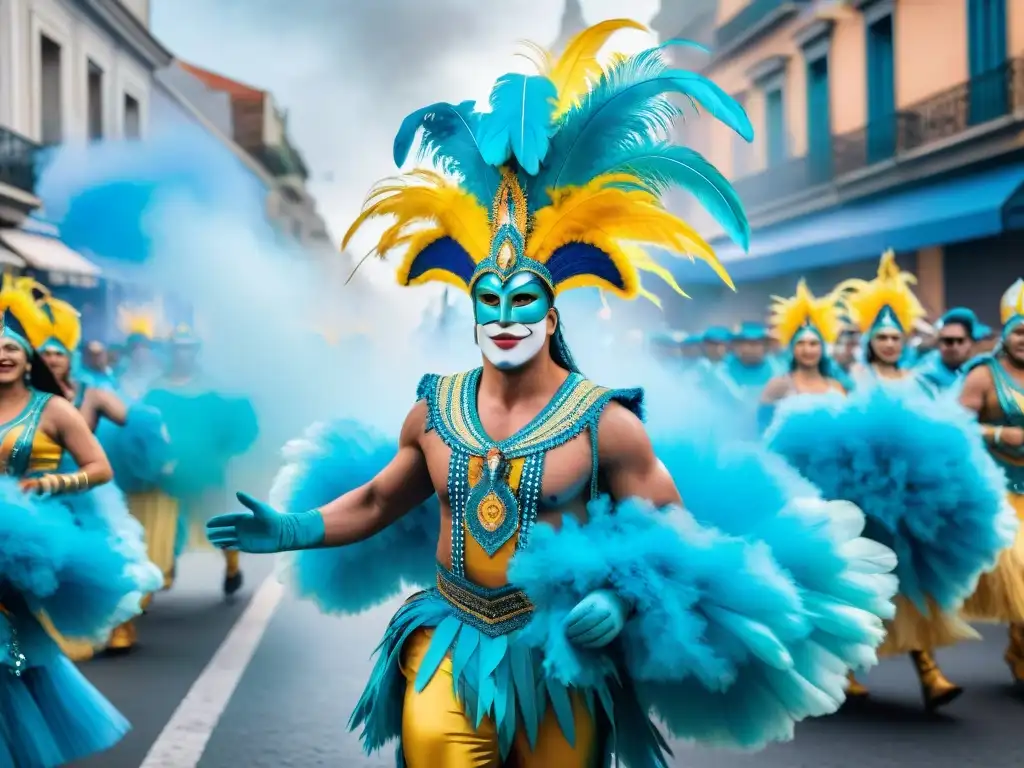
[118,304,159,341]
[999,278,1024,327]
[0,274,49,351]
[30,281,82,354]
[834,250,925,335]
[769,280,843,347]
[342,19,752,309]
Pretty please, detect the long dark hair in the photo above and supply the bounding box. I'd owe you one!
[28,350,64,396]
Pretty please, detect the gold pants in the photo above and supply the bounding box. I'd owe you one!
[879,595,979,656]
[400,629,596,767]
[962,493,1024,623]
[127,490,180,581]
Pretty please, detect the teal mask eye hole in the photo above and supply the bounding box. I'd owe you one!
[478,292,500,307]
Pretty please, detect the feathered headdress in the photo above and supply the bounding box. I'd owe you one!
[343,19,751,309]
[118,304,159,342]
[27,280,82,354]
[834,250,925,336]
[769,280,843,347]
[0,274,49,353]
[1000,278,1024,332]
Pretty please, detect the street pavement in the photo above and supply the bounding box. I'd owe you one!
[74,552,1024,768]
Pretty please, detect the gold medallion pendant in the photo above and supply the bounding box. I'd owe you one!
[465,447,520,555]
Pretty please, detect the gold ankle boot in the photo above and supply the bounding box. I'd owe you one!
[107,621,137,653]
[846,671,869,697]
[910,650,962,710]
[1006,624,1024,684]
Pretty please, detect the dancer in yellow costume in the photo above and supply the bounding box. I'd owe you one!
[10,278,163,658]
[209,20,899,766]
[767,252,1013,710]
[959,278,1024,683]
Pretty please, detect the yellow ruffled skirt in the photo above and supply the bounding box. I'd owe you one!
[878,595,979,656]
[962,493,1024,623]
[127,490,180,584]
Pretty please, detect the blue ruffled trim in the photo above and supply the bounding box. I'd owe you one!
[275,420,439,615]
[765,383,1015,613]
[97,404,172,493]
[509,495,897,750]
[0,651,129,766]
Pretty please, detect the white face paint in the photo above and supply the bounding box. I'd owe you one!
[476,320,548,370]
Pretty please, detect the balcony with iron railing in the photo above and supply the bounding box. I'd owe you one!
[730,57,1024,210]
[0,126,40,196]
[714,0,812,58]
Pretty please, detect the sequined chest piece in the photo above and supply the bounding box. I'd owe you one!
[988,359,1024,493]
[419,368,641,577]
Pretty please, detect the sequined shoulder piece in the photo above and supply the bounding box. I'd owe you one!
[417,368,644,458]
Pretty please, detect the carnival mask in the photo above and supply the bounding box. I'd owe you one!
[473,272,552,370]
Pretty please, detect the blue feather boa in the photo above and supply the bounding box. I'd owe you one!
[272,420,438,615]
[765,385,1016,613]
[510,488,896,750]
[97,404,172,494]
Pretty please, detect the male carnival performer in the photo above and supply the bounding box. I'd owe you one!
[767,252,1013,709]
[209,21,898,766]
[959,279,1024,683]
[915,307,988,393]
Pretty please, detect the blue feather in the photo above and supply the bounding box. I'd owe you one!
[476,74,557,174]
[530,46,753,207]
[392,100,500,205]
[609,142,749,249]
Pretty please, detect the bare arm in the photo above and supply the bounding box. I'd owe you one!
[319,400,436,546]
[958,365,989,417]
[90,388,128,427]
[760,375,791,405]
[597,402,681,508]
[40,397,113,487]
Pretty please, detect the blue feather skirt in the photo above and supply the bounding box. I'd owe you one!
[765,387,1017,653]
[275,418,898,763]
[0,478,132,765]
[97,404,173,495]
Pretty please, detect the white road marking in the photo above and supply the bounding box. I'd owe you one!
[140,575,285,768]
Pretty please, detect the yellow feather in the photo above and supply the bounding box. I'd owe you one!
[341,170,490,265]
[769,280,843,346]
[834,250,924,334]
[547,19,649,117]
[39,295,82,351]
[0,274,51,350]
[528,174,733,297]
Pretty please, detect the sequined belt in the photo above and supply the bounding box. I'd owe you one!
[435,564,534,638]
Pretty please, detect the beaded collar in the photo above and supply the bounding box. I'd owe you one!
[417,368,643,578]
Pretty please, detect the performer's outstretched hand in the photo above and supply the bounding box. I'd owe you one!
[206,492,325,553]
[564,589,628,649]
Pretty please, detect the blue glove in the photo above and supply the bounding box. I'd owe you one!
[563,589,629,649]
[206,492,325,554]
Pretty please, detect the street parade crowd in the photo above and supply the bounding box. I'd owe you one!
[1,16,1023,768]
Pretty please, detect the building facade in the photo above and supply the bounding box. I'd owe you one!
[662,0,1023,330]
[0,0,169,288]
[159,61,331,251]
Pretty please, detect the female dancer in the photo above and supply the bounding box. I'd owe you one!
[0,279,144,764]
[767,251,1012,709]
[25,281,163,655]
[759,280,846,431]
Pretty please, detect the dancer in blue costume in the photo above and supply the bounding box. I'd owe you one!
[0,281,148,766]
[766,251,1015,709]
[208,21,898,766]
[758,281,847,434]
[146,324,257,597]
[14,279,162,659]
[915,307,989,393]
[959,279,1024,684]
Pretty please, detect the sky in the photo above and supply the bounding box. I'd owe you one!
[150,0,660,293]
